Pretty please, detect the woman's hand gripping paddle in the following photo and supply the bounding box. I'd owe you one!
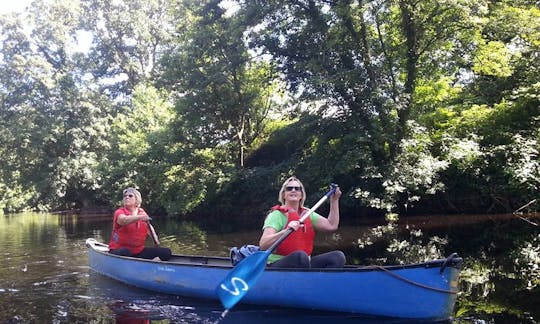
[216,184,338,313]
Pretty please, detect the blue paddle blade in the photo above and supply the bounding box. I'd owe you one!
[216,250,271,310]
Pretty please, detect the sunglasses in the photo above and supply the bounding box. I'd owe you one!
[123,194,134,198]
[285,186,302,192]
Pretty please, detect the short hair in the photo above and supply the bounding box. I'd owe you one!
[278,176,306,208]
[123,187,142,207]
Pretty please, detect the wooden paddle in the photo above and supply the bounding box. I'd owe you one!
[147,218,160,246]
[216,184,337,312]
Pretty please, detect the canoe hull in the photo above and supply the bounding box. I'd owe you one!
[86,238,461,320]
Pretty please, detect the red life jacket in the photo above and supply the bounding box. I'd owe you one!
[108,207,148,254]
[271,205,315,257]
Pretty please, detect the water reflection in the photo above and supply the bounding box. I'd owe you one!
[0,212,539,323]
[90,272,448,324]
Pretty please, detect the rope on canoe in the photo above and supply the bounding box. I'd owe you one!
[364,265,458,294]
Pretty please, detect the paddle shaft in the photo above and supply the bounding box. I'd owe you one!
[148,220,160,246]
[267,184,337,253]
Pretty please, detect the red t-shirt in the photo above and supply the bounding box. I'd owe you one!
[108,207,148,254]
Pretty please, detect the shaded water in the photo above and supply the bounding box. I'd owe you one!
[0,212,538,323]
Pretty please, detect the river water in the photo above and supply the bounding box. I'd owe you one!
[0,212,538,323]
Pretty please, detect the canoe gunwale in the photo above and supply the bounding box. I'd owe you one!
[85,238,462,272]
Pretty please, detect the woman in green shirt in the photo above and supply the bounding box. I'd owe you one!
[259,176,346,268]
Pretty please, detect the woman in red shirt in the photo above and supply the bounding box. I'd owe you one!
[108,187,171,261]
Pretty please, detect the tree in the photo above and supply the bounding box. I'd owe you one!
[0,0,113,210]
[241,1,482,159]
[79,0,176,100]
[160,0,280,167]
[235,0,489,211]
[410,1,540,213]
[101,83,176,212]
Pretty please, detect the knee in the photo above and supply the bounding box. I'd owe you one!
[291,251,310,267]
[110,248,131,257]
[162,248,172,261]
[333,250,346,267]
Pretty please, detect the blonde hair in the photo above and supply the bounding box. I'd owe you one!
[278,176,306,208]
[123,187,142,207]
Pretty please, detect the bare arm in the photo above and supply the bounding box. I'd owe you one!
[259,221,303,250]
[312,186,341,232]
[116,208,151,226]
[259,227,283,250]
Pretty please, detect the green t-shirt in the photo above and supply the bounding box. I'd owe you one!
[262,209,320,264]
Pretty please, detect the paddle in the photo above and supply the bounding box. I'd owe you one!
[147,217,160,246]
[216,184,338,311]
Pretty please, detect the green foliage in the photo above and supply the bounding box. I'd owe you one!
[353,122,449,212]
[159,146,236,215]
[0,0,114,211]
[386,125,449,207]
[418,77,539,213]
[473,40,514,77]
[0,0,539,220]
[503,134,540,193]
[159,0,279,168]
[413,77,463,117]
[0,174,36,213]
[79,0,176,97]
[101,83,175,210]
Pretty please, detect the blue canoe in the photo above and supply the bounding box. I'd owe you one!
[86,238,462,320]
